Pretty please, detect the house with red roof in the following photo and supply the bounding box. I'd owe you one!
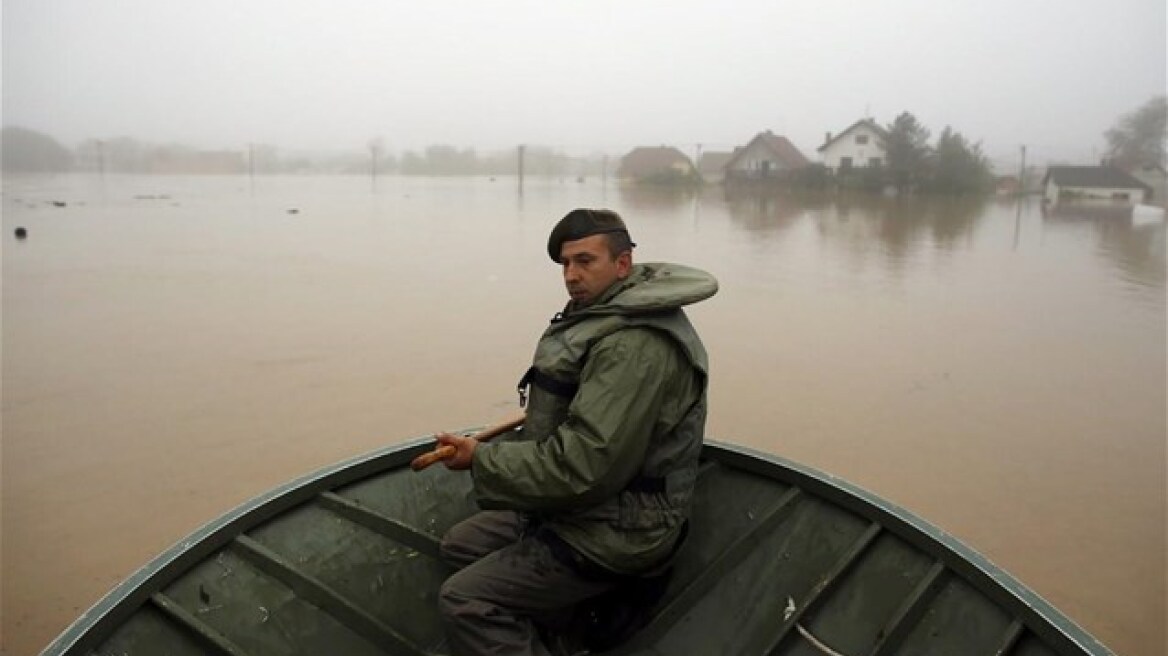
[617,146,696,183]
[724,131,810,181]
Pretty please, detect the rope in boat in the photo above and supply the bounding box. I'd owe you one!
[796,623,853,656]
[784,594,854,656]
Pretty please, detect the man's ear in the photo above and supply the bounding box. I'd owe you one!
[616,251,633,278]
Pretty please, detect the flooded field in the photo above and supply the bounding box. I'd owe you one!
[2,174,1164,655]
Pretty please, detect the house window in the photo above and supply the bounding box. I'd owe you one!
[840,157,853,170]
[856,135,869,145]
[1111,192,1130,200]
[869,157,882,167]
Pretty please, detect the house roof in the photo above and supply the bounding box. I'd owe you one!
[1042,166,1152,191]
[725,131,810,170]
[817,119,889,152]
[1128,163,1167,175]
[618,146,693,177]
[697,151,734,174]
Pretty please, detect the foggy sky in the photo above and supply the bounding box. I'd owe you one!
[3,0,1165,169]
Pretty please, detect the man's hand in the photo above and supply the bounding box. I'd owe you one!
[435,431,478,470]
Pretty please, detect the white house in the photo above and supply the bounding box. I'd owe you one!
[1041,166,1152,205]
[817,119,888,173]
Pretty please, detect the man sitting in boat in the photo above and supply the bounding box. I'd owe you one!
[432,208,718,655]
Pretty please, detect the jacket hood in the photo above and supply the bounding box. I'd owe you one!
[570,263,718,316]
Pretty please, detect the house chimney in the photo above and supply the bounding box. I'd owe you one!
[825,132,832,144]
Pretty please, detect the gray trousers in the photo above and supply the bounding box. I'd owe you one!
[438,511,616,656]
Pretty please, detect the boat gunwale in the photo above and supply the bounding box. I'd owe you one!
[39,435,442,656]
[705,441,1114,656]
[40,436,1114,656]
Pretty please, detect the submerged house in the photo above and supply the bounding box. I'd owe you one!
[817,119,888,173]
[697,151,735,184]
[1041,166,1152,205]
[1127,164,1167,207]
[618,146,696,184]
[724,131,810,181]
[994,175,1021,196]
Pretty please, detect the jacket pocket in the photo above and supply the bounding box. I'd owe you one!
[616,490,678,530]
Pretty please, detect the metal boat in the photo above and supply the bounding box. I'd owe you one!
[41,432,1113,655]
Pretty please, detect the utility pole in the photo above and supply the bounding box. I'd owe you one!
[1017,144,1027,195]
[1013,144,1026,250]
[248,143,255,195]
[96,139,106,180]
[369,139,382,191]
[518,144,526,196]
[370,144,377,184]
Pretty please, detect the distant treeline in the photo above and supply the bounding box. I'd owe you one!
[0,126,607,177]
[2,126,74,172]
[0,121,995,196]
[6,97,1163,194]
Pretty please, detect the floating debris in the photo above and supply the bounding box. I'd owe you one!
[14,227,27,240]
[50,201,66,208]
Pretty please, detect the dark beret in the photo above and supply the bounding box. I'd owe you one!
[547,209,635,262]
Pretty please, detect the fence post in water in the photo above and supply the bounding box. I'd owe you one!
[369,138,383,192]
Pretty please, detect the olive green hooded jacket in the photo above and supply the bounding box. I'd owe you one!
[471,262,717,574]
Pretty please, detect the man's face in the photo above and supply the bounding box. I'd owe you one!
[560,234,631,306]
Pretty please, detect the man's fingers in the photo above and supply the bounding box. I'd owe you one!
[410,445,458,471]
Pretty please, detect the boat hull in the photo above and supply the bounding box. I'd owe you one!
[42,435,1113,656]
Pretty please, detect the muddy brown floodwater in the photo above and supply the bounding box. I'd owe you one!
[2,174,1164,655]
